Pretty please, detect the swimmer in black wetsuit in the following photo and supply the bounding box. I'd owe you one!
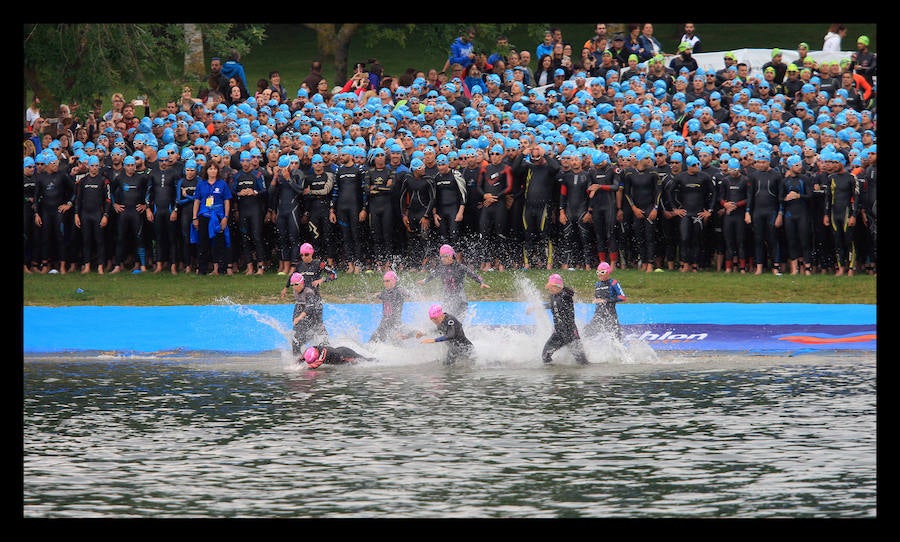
[289,272,328,355]
[583,261,627,341]
[369,270,413,344]
[418,304,474,366]
[417,243,489,319]
[302,344,373,368]
[528,273,589,365]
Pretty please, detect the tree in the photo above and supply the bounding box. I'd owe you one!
[23,23,266,113]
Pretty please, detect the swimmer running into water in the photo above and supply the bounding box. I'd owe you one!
[301,344,374,368]
[527,273,590,365]
[418,303,474,366]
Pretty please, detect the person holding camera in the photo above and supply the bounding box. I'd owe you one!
[341,64,372,97]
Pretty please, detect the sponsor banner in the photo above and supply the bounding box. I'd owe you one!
[24,304,876,353]
[619,324,876,351]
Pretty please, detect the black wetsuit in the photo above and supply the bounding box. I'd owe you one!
[621,167,661,266]
[400,170,435,267]
[292,285,328,355]
[421,261,485,318]
[512,154,561,268]
[747,168,783,269]
[304,344,373,367]
[460,164,483,256]
[432,167,467,248]
[857,163,876,270]
[541,286,589,365]
[431,312,473,366]
[270,168,304,264]
[365,166,396,264]
[74,172,111,268]
[332,163,368,266]
[718,171,751,268]
[283,257,336,294]
[475,161,514,265]
[583,277,626,340]
[558,168,594,268]
[369,286,412,343]
[781,173,813,264]
[110,172,150,269]
[824,169,858,269]
[668,170,715,267]
[147,163,180,266]
[588,163,620,263]
[175,173,199,269]
[34,168,76,266]
[301,169,335,259]
[232,167,268,269]
[24,170,38,267]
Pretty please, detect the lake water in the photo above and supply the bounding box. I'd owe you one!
[23,341,877,518]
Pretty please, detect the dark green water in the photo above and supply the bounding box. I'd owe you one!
[22,350,877,518]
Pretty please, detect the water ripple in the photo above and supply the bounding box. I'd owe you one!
[23,354,876,518]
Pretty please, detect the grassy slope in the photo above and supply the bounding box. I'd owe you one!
[23,269,877,307]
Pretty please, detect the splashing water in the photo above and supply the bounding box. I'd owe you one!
[216,274,665,371]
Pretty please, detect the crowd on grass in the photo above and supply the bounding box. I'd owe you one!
[24,24,876,279]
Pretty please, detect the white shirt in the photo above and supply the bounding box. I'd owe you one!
[823,32,842,52]
[26,107,41,126]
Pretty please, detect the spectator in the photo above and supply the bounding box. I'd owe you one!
[536,30,554,62]
[448,27,476,72]
[103,92,126,123]
[191,160,232,276]
[206,57,229,97]
[220,49,249,93]
[796,42,811,66]
[255,78,271,103]
[268,70,287,101]
[302,60,325,92]
[533,54,555,87]
[26,94,41,130]
[679,22,702,53]
[225,76,250,106]
[638,23,663,59]
[623,24,648,62]
[610,34,629,68]
[823,24,847,52]
[583,23,609,56]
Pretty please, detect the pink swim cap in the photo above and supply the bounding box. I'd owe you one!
[597,262,611,273]
[428,304,444,319]
[289,272,304,285]
[547,273,564,287]
[439,244,455,257]
[304,346,323,367]
[383,270,398,282]
[300,243,314,255]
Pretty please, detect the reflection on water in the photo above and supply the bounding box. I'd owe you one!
[23,343,876,519]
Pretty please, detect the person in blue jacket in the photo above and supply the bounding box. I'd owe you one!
[448,27,476,71]
[191,161,232,275]
[220,49,249,94]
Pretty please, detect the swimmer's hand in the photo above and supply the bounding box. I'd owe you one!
[414,331,425,338]
[420,337,435,344]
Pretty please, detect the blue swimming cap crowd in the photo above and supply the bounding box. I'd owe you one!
[24,25,876,277]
